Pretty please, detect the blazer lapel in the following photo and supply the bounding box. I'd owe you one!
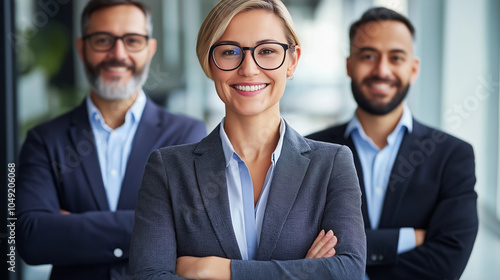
[193,126,242,259]
[118,99,162,209]
[378,120,421,227]
[257,125,311,260]
[69,102,109,210]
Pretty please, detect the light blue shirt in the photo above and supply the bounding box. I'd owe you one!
[86,91,146,211]
[345,104,416,255]
[220,118,285,260]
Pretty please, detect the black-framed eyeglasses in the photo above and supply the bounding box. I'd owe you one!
[83,32,149,52]
[210,42,292,71]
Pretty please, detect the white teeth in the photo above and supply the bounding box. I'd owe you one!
[234,84,267,92]
[372,83,390,90]
[107,67,127,72]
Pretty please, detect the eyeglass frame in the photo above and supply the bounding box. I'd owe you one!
[209,42,292,71]
[82,32,150,52]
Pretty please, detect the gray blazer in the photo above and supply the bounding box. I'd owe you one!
[130,123,366,279]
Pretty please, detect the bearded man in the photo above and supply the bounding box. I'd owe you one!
[308,7,478,280]
[16,1,206,279]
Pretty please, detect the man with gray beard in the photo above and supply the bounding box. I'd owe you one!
[16,1,206,279]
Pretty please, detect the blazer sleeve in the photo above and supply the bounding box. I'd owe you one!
[130,150,184,279]
[17,129,135,266]
[367,142,478,280]
[230,145,366,280]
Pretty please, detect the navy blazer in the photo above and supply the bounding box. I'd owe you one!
[17,98,206,280]
[307,118,478,279]
[130,123,367,279]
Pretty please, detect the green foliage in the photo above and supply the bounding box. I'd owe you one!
[17,21,70,78]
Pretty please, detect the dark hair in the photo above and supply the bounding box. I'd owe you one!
[80,0,153,36]
[349,7,415,45]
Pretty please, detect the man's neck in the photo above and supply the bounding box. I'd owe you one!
[355,104,404,149]
[90,91,139,129]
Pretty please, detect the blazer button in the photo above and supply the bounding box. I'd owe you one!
[370,254,378,261]
[113,248,123,258]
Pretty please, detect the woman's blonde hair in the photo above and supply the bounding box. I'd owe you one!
[196,0,300,80]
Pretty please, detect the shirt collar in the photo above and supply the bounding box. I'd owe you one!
[220,118,286,167]
[86,90,147,130]
[344,103,413,140]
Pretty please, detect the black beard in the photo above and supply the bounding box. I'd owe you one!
[351,80,410,115]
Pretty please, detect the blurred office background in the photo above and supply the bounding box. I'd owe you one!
[1,0,499,279]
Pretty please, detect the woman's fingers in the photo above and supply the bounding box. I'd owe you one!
[305,229,337,258]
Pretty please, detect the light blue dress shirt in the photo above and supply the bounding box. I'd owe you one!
[86,91,146,211]
[345,104,416,255]
[220,118,285,260]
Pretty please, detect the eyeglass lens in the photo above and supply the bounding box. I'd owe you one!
[88,33,148,52]
[212,43,287,70]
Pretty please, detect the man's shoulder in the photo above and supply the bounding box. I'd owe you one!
[306,123,348,144]
[412,119,473,151]
[143,98,204,126]
[27,103,86,137]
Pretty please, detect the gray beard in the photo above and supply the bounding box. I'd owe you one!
[84,60,151,101]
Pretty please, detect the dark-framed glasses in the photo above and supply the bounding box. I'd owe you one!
[83,32,149,52]
[210,42,292,71]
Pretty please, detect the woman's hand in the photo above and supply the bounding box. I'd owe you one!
[305,229,337,258]
[176,256,231,280]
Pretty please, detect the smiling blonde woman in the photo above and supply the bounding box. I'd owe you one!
[130,0,366,279]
